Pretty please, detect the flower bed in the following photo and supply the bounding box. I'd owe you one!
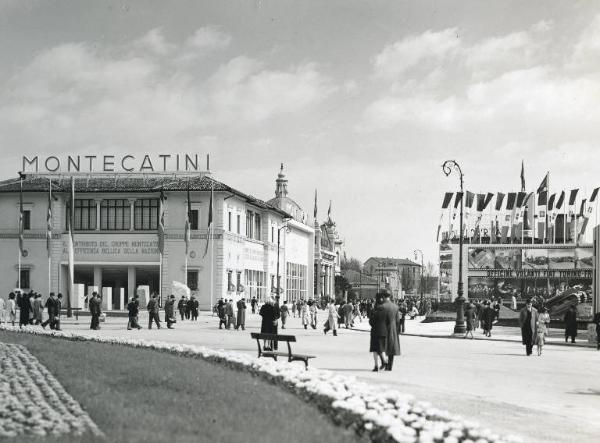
[0,325,521,443]
[0,341,103,439]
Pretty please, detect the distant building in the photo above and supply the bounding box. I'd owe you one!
[342,269,378,299]
[363,257,422,298]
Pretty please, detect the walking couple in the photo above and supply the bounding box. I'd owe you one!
[369,291,401,372]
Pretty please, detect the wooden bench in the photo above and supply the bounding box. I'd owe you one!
[250,332,316,370]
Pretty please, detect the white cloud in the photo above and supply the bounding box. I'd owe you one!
[373,28,460,79]
[571,14,600,69]
[186,26,231,51]
[133,28,174,55]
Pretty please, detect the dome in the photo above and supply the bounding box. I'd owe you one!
[266,163,308,224]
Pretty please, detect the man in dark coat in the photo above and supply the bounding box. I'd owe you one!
[177,296,187,321]
[342,301,353,328]
[398,300,407,334]
[127,295,142,330]
[235,298,246,330]
[251,297,257,314]
[225,299,234,329]
[89,292,101,330]
[164,295,176,329]
[482,300,495,337]
[190,296,199,321]
[259,297,277,350]
[147,294,161,329]
[217,299,227,329]
[518,299,539,356]
[54,294,63,330]
[16,290,30,329]
[41,292,57,330]
[564,304,578,343]
[369,294,388,371]
[382,292,401,371]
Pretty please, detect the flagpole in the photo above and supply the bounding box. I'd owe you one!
[532,191,536,245]
[48,178,52,295]
[18,174,23,289]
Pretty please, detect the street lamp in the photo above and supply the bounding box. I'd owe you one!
[442,160,466,334]
[276,220,292,298]
[414,249,424,307]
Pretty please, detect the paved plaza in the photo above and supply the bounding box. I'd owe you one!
[46,310,600,443]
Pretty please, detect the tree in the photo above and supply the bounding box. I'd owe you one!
[334,275,352,303]
[401,268,414,293]
[340,256,363,273]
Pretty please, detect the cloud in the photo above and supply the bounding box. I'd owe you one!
[133,28,174,55]
[571,14,600,70]
[373,28,460,80]
[187,26,231,51]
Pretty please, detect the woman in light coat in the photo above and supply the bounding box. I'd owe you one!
[323,299,340,336]
[300,300,309,329]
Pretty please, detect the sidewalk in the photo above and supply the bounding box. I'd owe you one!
[351,317,597,348]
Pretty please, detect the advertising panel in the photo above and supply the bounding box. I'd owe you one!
[494,249,522,269]
[548,249,575,269]
[468,248,495,269]
[522,249,548,270]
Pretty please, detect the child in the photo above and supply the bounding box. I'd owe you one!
[536,307,550,356]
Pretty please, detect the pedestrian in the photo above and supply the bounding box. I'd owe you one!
[518,299,539,356]
[177,295,187,321]
[259,296,277,350]
[564,304,578,343]
[323,299,339,336]
[251,297,257,314]
[291,300,296,318]
[308,299,318,329]
[280,300,289,329]
[369,293,388,372]
[89,292,101,330]
[464,303,475,339]
[300,300,309,329]
[235,298,246,330]
[593,310,600,350]
[0,296,5,325]
[33,294,43,325]
[127,295,142,330]
[165,294,176,329]
[536,307,550,355]
[54,294,63,330]
[147,294,161,329]
[28,292,35,325]
[398,299,407,333]
[41,292,57,330]
[185,296,191,320]
[382,292,401,370]
[190,295,199,321]
[493,299,501,322]
[8,292,17,326]
[482,300,495,337]
[17,290,30,329]
[225,299,235,329]
[511,293,517,310]
[342,301,353,328]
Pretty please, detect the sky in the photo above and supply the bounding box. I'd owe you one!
[2,0,600,266]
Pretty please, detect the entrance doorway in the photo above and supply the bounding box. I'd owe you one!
[136,267,159,304]
[102,268,128,310]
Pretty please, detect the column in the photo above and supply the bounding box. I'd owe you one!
[127,266,136,300]
[129,199,136,231]
[95,200,101,230]
[315,261,322,298]
[93,266,102,293]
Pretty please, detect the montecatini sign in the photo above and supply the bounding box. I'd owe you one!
[22,154,206,173]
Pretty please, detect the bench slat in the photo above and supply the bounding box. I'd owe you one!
[250,333,296,342]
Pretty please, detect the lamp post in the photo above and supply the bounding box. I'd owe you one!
[414,249,424,306]
[276,221,292,298]
[442,160,466,334]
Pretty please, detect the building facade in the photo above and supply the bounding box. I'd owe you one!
[0,171,314,310]
[363,257,422,298]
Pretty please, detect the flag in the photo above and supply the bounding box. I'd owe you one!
[203,184,213,258]
[590,187,599,203]
[506,193,517,210]
[520,160,525,191]
[548,193,556,211]
[495,193,505,211]
[568,189,579,206]
[537,191,547,206]
[442,192,453,209]
[158,189,166,254]
[476,193,486,212]
[579,199,586,217]
[454,192,463,208]
[516,192,527,208]
[537,173,548,193]
[313,189,318,219]
[465,191,474,208]
[328,200,332,219]
[482,192,494,211]
[555,191,565,210]
[185,181,191,255]
[47,179,52,253]
[19,175,24,257]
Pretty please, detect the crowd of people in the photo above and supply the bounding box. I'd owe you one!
[0,290,63,330]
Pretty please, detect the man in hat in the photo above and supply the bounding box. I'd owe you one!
[127,294,142,330]
[382,292,401,370]
[54,294,63,331]
[147,294,161,329]
[164,294,176,329]
[89,292,101,330]
[177,295,187,321]
[41,292,57,330]
[518,299,539,356]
